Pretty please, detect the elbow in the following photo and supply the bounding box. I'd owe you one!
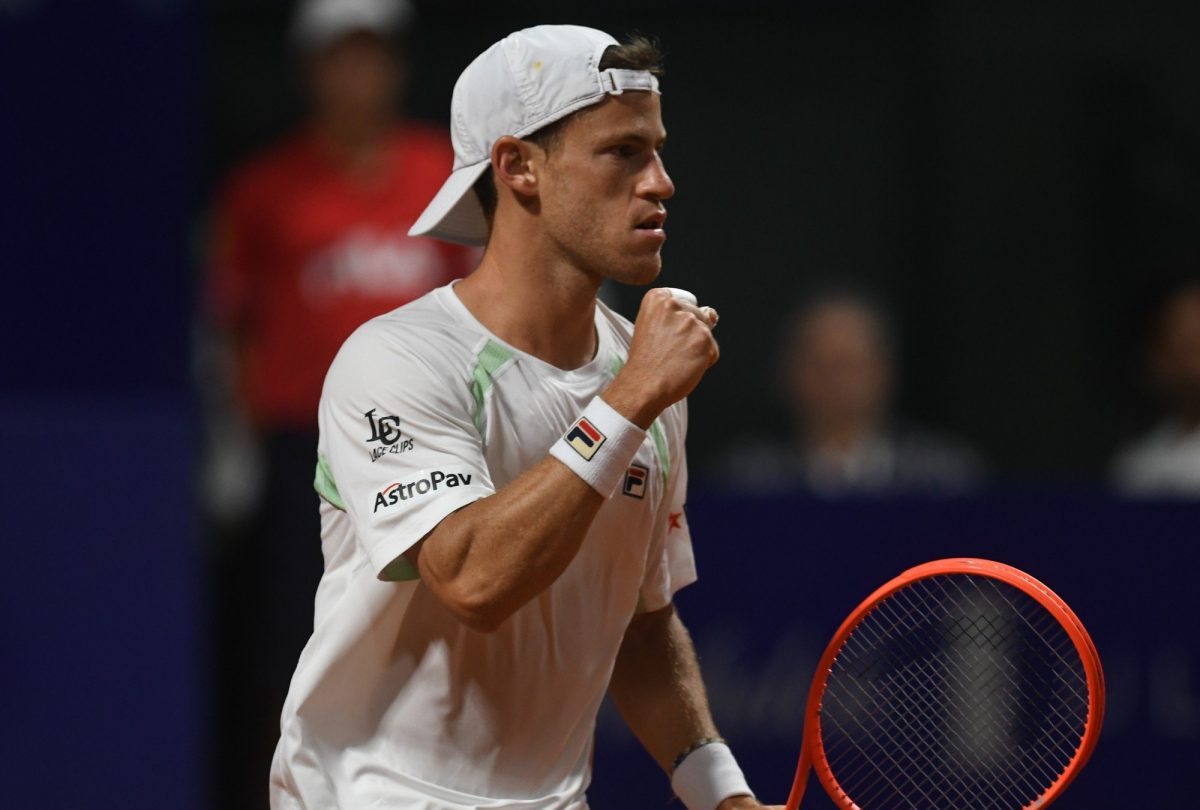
[440,580,512,634]
[412,520,520,634]
[417,557,513,633]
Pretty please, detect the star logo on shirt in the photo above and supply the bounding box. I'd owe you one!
[668,511,683,532]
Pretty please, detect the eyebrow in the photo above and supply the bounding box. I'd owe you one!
[603,130,668,149]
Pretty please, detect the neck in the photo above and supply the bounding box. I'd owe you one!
[455,222,601,370]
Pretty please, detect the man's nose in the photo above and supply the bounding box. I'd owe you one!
[641,153,675,200]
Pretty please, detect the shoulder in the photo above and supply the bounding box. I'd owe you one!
[893,425,977,460]
[890,424,986,489]
[714,437,805,492]
[1110,423,1180,489]
[326,287,480,397]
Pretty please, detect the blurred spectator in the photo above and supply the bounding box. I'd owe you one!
[720,288,983,496]
[1112,280,1200,496]
[202,1,476,806]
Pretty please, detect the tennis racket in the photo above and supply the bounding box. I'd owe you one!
[785,558,1105,810]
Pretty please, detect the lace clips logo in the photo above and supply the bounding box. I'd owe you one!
[365,408,414,461]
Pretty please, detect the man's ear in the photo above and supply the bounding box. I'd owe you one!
[492,136,541,199]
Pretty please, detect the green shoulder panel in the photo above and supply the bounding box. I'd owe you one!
[470,339,515,433]
[314,452,420,581]
[313,452,346,511]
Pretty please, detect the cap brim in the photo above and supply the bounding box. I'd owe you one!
[408,161,491,246]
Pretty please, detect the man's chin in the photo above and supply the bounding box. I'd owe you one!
[611,256,663,287]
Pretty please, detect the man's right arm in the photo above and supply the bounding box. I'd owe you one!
[404,288,718,633]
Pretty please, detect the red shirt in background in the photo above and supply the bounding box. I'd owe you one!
[211,123,477,430]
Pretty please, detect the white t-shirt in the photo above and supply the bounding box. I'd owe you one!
[270,283,696,809]
[1111,420,1200,497]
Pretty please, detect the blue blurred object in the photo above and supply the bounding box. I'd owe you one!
[0,0,193,394]
[0,395,203,809]
[1,3,201,809]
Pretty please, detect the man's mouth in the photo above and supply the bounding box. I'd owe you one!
[635,211,667,230]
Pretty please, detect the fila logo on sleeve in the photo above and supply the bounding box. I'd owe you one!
[623,464,648,499]
[564,417,606,460]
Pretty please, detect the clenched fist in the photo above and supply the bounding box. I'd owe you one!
[603,287,719,429]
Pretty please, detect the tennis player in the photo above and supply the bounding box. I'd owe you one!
[270,25,781,810]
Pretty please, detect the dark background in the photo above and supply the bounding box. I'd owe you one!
[3,1,1198,808]
[205,0,1200,479]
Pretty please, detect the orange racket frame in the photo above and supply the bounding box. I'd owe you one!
[785,558,1106,810]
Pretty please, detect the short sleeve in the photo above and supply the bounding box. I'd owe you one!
[638,403,697,612]
[317,323,495,580]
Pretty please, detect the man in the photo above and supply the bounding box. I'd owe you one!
[211,0,474,454]
[271,24,780,810]
[722,289,983,495]
[1112,279,1200,495]
[207,1,475,805]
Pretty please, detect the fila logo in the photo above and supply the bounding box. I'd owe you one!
[564,417,606,460]
[623,464,648,499]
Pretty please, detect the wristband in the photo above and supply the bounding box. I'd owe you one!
[549,396,646,497]
[670,741,754,810]
[672,736,725,772]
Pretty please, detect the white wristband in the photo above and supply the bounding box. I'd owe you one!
[670,742,753,810]
[549,396,646,497]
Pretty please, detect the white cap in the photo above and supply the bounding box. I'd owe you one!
[292,0,414,53]
[408,25,661,246]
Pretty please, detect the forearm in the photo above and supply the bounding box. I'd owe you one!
[611,606,765,809]
[409,454,603,632]
[609,603,720,772]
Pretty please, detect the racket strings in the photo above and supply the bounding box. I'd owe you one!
[831,582,1083,807]
[937,579,1093,777]
[914,578,1089,767]
[818,574,1090,809]
[826,604,1047,808]
[824,623,1051,809]
[828,605,1062,808]
[873,577,1086,764]
[967,576,1090,705]
[824,580,1086,808]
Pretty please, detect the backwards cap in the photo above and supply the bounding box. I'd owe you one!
[408,25,660,246]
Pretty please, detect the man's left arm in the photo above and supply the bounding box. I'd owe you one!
[609,602,783,810]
